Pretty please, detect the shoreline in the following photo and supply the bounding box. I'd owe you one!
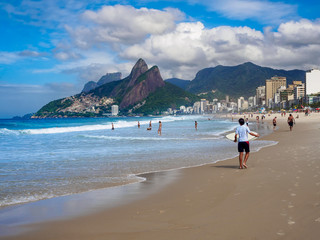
[2,112,320,239]
[0,117,275,233]
[0,116,272,211]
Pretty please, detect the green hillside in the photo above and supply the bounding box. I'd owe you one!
[186,62,305,98]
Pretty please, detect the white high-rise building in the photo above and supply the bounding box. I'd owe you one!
[111,105,119,116]
[306,69,320,95]
[256,86,266,106]
[200,99,207,113]
[193,101,201,114]
[237,97,244,111]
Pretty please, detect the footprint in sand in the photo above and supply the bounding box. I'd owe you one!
[315,217,320,222]
[288,203,294,209]
[288,218,295,225]
[290,193,297,197]
[277,230,285,236]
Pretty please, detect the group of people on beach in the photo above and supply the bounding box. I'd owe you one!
[111,112,296,170]
[112,120,199,135]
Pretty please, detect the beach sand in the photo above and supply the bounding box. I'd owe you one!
[2,112,320,240]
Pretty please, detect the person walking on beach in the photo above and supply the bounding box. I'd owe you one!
[234,118,260,169]
[273,117,277,130]
[158,121,162,136]
[195,121,198,131]
[287,114,295,131]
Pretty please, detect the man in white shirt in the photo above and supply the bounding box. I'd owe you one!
[234,118,259,169]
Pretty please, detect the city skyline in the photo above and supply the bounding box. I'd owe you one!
[1,0,320,118]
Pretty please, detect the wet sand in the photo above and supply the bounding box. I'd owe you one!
[2,112,320,240]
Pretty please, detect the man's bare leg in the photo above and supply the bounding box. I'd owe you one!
[243,152,250,168]
[239,152,243,169]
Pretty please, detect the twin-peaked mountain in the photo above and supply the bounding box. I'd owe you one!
[34,59,199,117]
[92,59,165,109]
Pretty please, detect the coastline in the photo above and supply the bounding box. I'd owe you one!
[2,112,320,239]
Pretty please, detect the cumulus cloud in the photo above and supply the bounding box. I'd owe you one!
[274,19,320,46]
[117,18,320,79]
[65,5,185,48]
[5,3,320,82]
[121,22,265,78]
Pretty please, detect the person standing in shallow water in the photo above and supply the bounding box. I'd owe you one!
[158,121,162,136]
[111,123,114,130]
[195,121,198,131]
[273,117,277,130]
[287,114,295,131]
[234,118,259,169]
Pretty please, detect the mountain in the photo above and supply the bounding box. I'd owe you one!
[165,78,191,90]
[132,82,199,115]
[82,72,122,93]
[34,59,198,118]
[185,62,306,99]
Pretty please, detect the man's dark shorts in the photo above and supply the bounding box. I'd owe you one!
[238,141,250,153]
[288,122,293,127]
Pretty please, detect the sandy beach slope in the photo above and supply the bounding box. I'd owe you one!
[2,113,320,240]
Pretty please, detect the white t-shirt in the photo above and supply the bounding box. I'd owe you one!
[235,125,251,142]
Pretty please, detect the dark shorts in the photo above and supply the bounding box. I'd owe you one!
[238,141,250,153]
[273,123,276,126]
[288,122,293,127]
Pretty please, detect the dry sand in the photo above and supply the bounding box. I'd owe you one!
[2,112,320,240]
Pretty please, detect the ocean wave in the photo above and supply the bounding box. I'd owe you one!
[0,193,57,208]
[0,175,146,208]
[0,128,21,135]
[80,135,190,141]
[0,116,207,135]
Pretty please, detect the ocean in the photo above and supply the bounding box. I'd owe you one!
[0,115,276,208]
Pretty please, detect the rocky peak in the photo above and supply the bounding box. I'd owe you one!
[127,58,149,88]
[119,65,165,109]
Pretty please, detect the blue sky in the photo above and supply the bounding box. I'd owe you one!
[1,0,320,118]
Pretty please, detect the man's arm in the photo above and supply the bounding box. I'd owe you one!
[234,134,238,142]
[249,132,260,137]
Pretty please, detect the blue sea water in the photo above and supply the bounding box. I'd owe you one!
[0,115,275,208]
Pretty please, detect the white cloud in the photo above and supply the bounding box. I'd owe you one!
[0,50,45,64]
[189,0,298,25]
[274,19,320,46]
[65,5,185,48]
[116,18,320,79]
[121,22,266,78]
[0,52,21,64]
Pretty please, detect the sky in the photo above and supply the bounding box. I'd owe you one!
[1,0,320,118]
